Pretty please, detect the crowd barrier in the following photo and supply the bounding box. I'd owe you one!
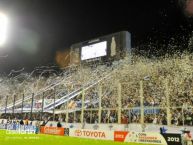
[45,121,193,134]
[1,119,192,134]
[0,121,192,145]
[39,127,184,145]
[0,123,37,134]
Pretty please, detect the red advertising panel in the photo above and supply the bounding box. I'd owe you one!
[114,131,128,142]
[40,126,64,136]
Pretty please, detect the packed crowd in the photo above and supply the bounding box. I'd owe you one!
[0,54,193,126]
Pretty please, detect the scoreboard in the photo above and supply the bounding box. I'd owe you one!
[70,31,131,65]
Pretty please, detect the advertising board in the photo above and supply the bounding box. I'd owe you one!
[114,131,168,145]
[69,128,114,140]
[40,126,64,136]
[162,133,182,145]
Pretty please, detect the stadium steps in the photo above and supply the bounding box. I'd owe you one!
[1,71,113,113]
[43,74,112,111]
[2,60,121,113]
[4,75,72,111]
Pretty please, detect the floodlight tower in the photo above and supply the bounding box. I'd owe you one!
[0,13,8,46]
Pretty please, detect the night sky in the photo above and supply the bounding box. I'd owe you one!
[0,0,193,73]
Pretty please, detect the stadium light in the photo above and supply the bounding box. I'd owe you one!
[0,13,8,46]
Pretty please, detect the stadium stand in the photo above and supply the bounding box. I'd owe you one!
[0,54,193,127]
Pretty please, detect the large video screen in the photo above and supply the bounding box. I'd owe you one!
[81,41,107,60]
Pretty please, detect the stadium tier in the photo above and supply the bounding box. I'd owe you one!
[0,54,193,127]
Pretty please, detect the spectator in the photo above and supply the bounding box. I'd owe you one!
[57,121,62,127]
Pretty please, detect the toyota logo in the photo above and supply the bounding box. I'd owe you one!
[75,130,82,136]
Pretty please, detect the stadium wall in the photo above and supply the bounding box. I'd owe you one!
[0,120,191,145]
[1,119,192,134]
[45,121,193,135]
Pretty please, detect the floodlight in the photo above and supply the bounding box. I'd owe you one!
[0,13,8,46]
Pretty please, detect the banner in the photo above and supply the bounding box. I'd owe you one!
[69,128,114,140]
[6,124,36,131]
[124,132,167,145]
[40,126,64,136]
[131,108,160,114]
[162,133,182,145]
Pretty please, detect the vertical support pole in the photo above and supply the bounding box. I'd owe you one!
[21,93,24,113]
[74,111,76,123]
[5,95,8,115]
[98,84,102,123]
[117,82,122,124]
[53,87,56,121]
[90,110,92,123]
[30,93,34,120]
[165,79,171,125]
[81,88,85,128]
[140,81,144,124]
[66,100,69,123]
[66,82,69,123]
[182,107,185,126]
[41,92,45,121]
[108,109,110,123]
[128,109,131,123]
[13,95,16,115]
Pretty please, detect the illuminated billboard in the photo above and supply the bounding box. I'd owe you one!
[81,41,107,60]
[70,31,131,64]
